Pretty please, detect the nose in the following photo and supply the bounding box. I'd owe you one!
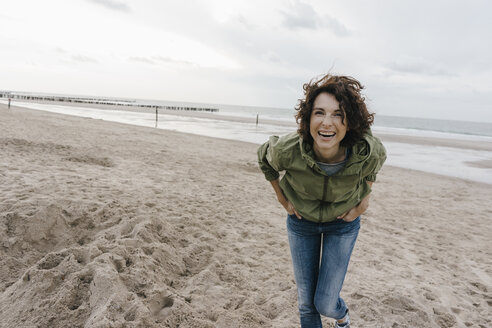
[321,114,333,127]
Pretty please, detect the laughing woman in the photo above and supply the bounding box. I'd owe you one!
[257,74,386,328]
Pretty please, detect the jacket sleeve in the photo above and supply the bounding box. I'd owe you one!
[363,139,387,182]
[257,135,285,181]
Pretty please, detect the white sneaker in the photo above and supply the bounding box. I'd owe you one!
[334,311,350,328]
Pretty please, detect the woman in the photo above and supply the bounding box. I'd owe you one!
[257,74,386,328]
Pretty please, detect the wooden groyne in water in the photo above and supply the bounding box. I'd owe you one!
[0,92,219,112]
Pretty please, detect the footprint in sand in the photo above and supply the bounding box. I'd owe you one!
[147,292,174,317]
[37,251,68,270]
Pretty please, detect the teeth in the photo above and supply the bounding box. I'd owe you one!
[319,131,335,137]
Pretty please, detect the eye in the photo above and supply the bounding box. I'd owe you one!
[314,110,324,116]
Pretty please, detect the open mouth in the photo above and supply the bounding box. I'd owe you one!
[318,131,336,138]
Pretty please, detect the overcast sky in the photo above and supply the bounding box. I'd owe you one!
[1,0,491,122]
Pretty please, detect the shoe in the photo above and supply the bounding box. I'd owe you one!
[334,311,350,327]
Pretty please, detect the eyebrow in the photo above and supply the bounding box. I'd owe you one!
[313,107,342,111]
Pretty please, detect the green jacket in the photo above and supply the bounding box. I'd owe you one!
[257,131,386,223]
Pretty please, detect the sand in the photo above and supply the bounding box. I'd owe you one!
[0,103,491,328]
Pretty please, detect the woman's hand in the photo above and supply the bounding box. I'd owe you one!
[270,179,302,219]
[338,181,373,222]
[337,193,370,222]
[280,199,302,219]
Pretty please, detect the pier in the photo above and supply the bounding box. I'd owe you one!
[0,91,219,112]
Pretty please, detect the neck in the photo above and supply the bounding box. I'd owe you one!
[313,144,346,164]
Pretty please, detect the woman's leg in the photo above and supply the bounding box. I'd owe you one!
[314,218,360,320]
[286,215,323,328]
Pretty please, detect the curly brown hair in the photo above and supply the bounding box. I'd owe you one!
[295,74,374,147]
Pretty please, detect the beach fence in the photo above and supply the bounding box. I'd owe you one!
[0,92,220,125]
[1,92,219,112]
[0,92,267,129]
[0,91,12,108]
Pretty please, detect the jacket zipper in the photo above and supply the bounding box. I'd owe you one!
[319,175,328,222]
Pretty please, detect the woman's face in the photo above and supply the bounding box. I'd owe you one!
[309,92,348,155]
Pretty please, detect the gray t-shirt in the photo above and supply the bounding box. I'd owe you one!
[317,149,350,176]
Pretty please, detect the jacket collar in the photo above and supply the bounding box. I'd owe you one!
[299,131,373,173]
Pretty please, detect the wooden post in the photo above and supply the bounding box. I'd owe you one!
[8,98,11,108]
[256,114,259,126]
[155,108,158,127]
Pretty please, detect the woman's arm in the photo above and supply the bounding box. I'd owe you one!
[270,179,302,219]
[337,181,373,222]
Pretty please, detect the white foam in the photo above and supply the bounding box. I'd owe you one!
[372,126,492,142]
[383,142,492,184]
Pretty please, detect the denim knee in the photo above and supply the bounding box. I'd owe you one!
[298,301,318,316]
[314,294,345,320]
[297,289,318,315]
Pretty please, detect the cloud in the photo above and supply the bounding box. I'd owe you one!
[129,56,156,65]
[236,14,257,30]
[153,56,197,67]
[0,13,13,20]
[87,0,130,12]
[71,55,98,63]
[260,51,282,63]
[280,1,349,36]
[323,16,350,37]
[281,1,317,30]
[128,56,197,67]
[388,56,454,77]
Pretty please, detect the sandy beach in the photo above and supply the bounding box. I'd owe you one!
[1,103,491,328]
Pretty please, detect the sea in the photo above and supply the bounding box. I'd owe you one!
[1,96,492,184]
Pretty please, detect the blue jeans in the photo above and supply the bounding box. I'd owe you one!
[286,214,360,328]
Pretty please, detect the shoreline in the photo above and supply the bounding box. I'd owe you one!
[5,98,492,150]
[3,103,490,185]
[3,101,492,183]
